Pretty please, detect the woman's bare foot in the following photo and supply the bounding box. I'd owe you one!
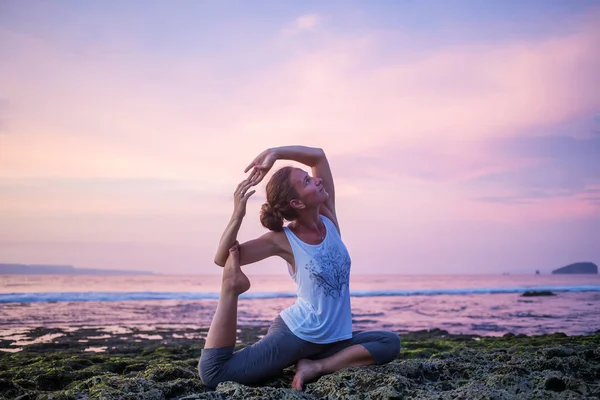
[292,359,324,391]
[222,243,250,296]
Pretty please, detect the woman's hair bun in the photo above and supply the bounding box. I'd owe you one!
[260,202,284,232]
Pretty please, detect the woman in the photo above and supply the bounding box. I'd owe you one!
[198,145,401,390]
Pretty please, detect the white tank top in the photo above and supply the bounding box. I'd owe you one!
[280,215,353,343]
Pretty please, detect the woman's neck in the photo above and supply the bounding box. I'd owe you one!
[294,214,325,239]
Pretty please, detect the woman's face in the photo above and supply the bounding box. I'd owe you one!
[289,168,328,207]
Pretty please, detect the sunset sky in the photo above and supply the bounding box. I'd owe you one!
[1,0,599,275]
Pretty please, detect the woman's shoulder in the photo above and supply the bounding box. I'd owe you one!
[264,229,293,261]
[263,229,291,248]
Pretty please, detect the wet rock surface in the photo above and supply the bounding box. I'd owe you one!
[0,326,598,399]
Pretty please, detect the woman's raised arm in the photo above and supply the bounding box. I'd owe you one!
[213,174,258,267]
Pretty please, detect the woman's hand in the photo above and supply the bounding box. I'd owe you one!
[232,171,259,220]
[244,148,278,185]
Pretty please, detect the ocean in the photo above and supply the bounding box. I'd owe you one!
[1,273,599,342]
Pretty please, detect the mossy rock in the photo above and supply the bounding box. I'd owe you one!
[305,365,411,399]
[215,381,314,399]
[1,328,599,400]
[34,368,79,391]
[160,378,208,398]
[142,364,197,382]
[65,375,164,400]
[123,362,149,374]
[0,379,30,399]
[63,357,94,371]
[10,379,36,392]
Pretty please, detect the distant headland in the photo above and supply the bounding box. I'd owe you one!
[0,264,154,275]
[552,262,598,275]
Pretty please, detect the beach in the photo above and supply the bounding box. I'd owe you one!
[1,274,600,398]
[1,325,599,399]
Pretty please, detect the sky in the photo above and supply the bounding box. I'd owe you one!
[0,0,599,276]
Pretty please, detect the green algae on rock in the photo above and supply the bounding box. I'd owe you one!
[0,327,599,399]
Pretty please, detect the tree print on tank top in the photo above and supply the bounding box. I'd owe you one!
[306,245,351,298]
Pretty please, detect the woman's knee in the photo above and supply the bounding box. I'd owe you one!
[377,331,401,364]
[197,356,219,388]
[198,372,220,389]
[387,332,402,358]
[198,348,233,389]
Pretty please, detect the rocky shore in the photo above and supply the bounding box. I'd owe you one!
[1,326,599,399]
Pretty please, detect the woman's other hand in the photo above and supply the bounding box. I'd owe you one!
[233,172,258,219]
[244,148,278,185]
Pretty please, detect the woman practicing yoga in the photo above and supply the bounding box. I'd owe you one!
[198,145,401,390]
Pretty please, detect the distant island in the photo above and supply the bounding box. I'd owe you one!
[0,264,154,275]
[552,262,598,275]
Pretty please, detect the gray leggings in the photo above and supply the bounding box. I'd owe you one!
[198,316,401,388]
